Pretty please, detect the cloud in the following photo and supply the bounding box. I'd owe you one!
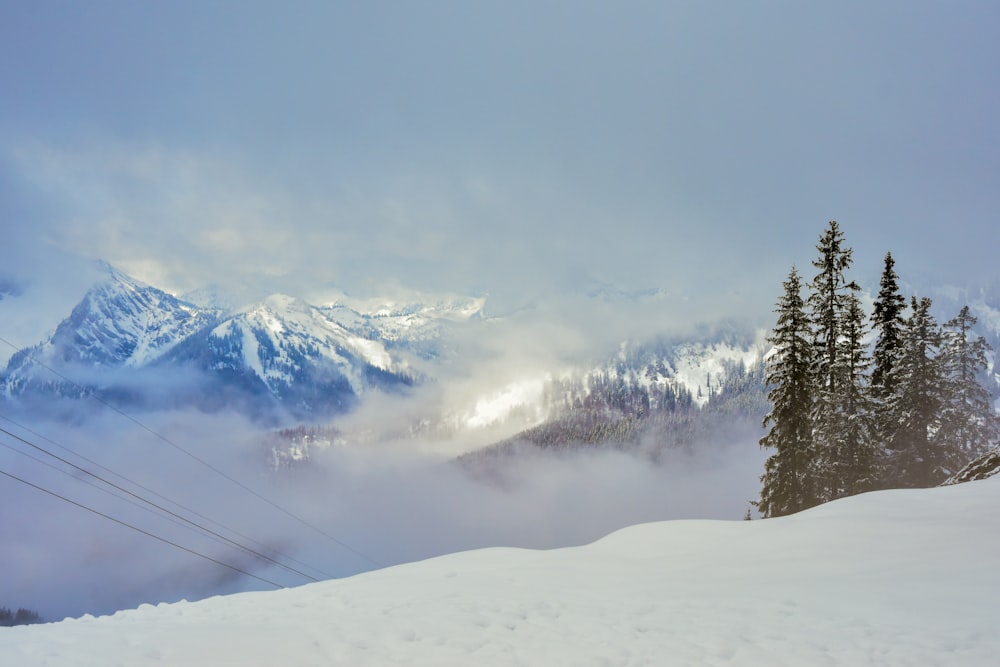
[7,139,795,322]
[0,406,766,621]
[2,2,999,313]
[3,143,302,293]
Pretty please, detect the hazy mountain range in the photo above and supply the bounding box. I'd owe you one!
[0,263,488,422]
[1,262,997,440]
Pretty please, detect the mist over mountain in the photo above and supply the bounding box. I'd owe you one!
[0,263,483,423]
[3,260,997,436]
[2,257,999,622]
[0,262,752,426]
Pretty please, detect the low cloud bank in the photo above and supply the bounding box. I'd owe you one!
[0,406,766,621]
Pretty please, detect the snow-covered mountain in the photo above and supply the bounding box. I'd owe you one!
[45,263,215,368]
[596,322,766,408]
[3,477,998,665]
[5,262,995,432]
[318,294,486,361]
[0,264,484,421]
[158,293,419,416]
[2,261,771,432]
[1,264,218,401]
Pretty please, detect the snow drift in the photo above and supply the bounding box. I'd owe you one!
[2,477,998,666]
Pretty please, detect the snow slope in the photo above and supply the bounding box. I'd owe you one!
[3,477,998,666]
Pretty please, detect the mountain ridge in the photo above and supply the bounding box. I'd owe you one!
[4,262,996,432]
[0,264,449,421]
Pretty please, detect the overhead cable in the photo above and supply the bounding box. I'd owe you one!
[0,464,286,590]
[0,333,384,569]
[0,412,332,580]
[0,425,321,584]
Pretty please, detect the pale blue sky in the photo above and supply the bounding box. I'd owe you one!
[2,1,998,315]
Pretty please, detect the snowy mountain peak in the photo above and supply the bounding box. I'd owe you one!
[0,265,480,420]
[20,265,216,371]
[209,292,402,387]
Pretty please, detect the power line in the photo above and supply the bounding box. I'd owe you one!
[0,436,202,530]
[0,464,286,590]
[0,425,321,584]
[0,412,333,581]
[0,435,301,578]
[0,333,384,569]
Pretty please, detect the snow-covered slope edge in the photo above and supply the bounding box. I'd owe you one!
[3,477,998,666]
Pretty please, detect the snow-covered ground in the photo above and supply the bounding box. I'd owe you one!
[2,477,998,666]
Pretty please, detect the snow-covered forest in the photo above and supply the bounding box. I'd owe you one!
[758,222,999,517]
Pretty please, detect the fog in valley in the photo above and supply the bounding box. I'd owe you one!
[0,398,767,620]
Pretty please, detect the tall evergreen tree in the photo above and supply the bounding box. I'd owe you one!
[887,296,945,486]
[936,306,999,471]
[868,252,907,476]
[758,266,819,517]
[826,290,879,496]
[807,221,856,394]
[870,252,907,401]
[806,220,862,500]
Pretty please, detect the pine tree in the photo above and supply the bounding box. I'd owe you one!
[806,220,862,500]
[870,252,907,402]
[886,296,945,486]
[936,306,999,471]
[807,221,856,393]
[827,289,879,496]
[868,252,907,479]
[0,606,41,626]
[758,266,819,517]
